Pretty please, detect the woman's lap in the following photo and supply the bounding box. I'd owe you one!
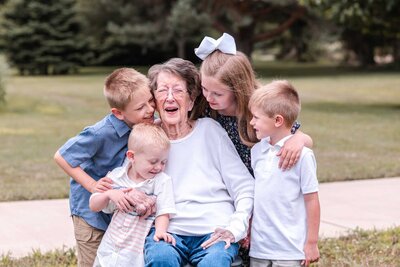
[145,227,239,267]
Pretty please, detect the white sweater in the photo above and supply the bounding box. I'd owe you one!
[166,118,254,242]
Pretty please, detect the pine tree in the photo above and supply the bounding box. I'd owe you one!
[1,0,91,75]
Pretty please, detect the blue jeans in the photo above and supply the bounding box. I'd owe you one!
[145,227,239,267]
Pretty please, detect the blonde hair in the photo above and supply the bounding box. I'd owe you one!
[104,68,149,110]
[249,80,301,127]
[195,50,259,147]
[128,123,170,153]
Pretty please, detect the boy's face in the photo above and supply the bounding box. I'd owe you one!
[118,87,155,127]
[250,106,276,140]
[129,145,169,181]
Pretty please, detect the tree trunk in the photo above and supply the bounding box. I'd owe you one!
[177,39,186,59]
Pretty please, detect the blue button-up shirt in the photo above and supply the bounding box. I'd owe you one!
[59,114,131,231]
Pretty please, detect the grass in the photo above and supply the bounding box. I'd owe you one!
[1,227,399,266]
[0,63,399,201]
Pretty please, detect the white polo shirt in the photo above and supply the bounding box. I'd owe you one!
[250,135,318,260]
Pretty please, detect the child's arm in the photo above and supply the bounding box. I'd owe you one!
[302,192,320,267]
[277,130,313,170]
[54,150,113,193]
[153,214,175,245]
[89,188,133,213]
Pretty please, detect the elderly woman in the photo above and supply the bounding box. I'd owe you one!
[144,58,254,267]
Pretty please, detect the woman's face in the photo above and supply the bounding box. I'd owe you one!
[154,71,194,126]
[201,75,237,116]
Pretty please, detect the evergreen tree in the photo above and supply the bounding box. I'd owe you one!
[1,0,91,75]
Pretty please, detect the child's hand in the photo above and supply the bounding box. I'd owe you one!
[93,176,113,193]
[276,134,304,170]
[302,241,319,266]
[106,188,133,213]
[201,228,234,249]
[153,231,176,246]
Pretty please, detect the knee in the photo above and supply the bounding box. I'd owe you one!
[145,241,180,267]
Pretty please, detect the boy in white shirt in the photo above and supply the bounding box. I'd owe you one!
[248,80,320,267]
[89,123,176,267]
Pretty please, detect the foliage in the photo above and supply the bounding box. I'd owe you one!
[0,247,77,267]
[77,0,174,65]
[0,55,7,107]
[304,0,400,65]
[198,0,308,56]
[167,0,210,59]
[1,0,91,75]
[318,227,400,266]
[1,228,399,266]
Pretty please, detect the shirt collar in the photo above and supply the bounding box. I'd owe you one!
[260,134,293,153]
[108,114,131,137]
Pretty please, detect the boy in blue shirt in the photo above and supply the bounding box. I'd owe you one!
[54,68,156,267]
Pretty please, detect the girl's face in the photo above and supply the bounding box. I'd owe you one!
[201,75,237,116]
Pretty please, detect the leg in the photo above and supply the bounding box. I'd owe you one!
[190,234,239,267]
[250,257,272,267]
[144,228,188,267]
[72,215,104,267]
[272,260,303,267]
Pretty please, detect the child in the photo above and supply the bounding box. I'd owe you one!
[248,80,320,267]
[90,123,176,267]
[193,33,313,174]
[54,68,156,266]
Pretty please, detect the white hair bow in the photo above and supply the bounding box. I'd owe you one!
[194,33,236,60]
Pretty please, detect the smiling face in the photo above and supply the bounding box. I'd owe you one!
[154,71,193,127]
[113,86,155,127]
[201,75,237,116]
[127,145,169,182]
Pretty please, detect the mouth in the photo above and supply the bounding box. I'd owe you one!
[164,106,179,114]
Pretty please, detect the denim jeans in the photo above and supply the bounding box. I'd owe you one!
[144,227,239,267]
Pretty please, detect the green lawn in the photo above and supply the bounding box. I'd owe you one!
[0,63,399,201]
[2,227,399,266]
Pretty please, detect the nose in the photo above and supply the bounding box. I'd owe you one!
[250,117,255,126]
[166,89,175,101]
[146,102,155,113]
[204,92,213,102]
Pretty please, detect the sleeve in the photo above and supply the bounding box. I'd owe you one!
[59,126,101,168]
[154,174,176,218]
[300,149,319,194]
[218,133,254,242]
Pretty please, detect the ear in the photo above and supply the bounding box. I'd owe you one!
[188,98,195,112]
[274,115,285,127]
[126,150,135,161]
[111,108,124,120]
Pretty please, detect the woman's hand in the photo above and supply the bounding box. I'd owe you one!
[106,188,133,213]
[125,189,157,218]
[201,228,234,249]
[276,134,305,170]
[153,231,176,246]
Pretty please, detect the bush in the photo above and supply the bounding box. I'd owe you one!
[0,55,8,107]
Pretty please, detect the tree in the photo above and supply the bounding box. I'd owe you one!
[199,0,308,57]
[1,0,91,75]
[0,55,7,107]
[304,0,400,66]
[167,0,210,59]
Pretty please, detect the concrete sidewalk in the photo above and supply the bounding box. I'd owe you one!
[1,177,399,258]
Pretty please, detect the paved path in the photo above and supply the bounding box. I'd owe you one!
[1,177,399,258]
